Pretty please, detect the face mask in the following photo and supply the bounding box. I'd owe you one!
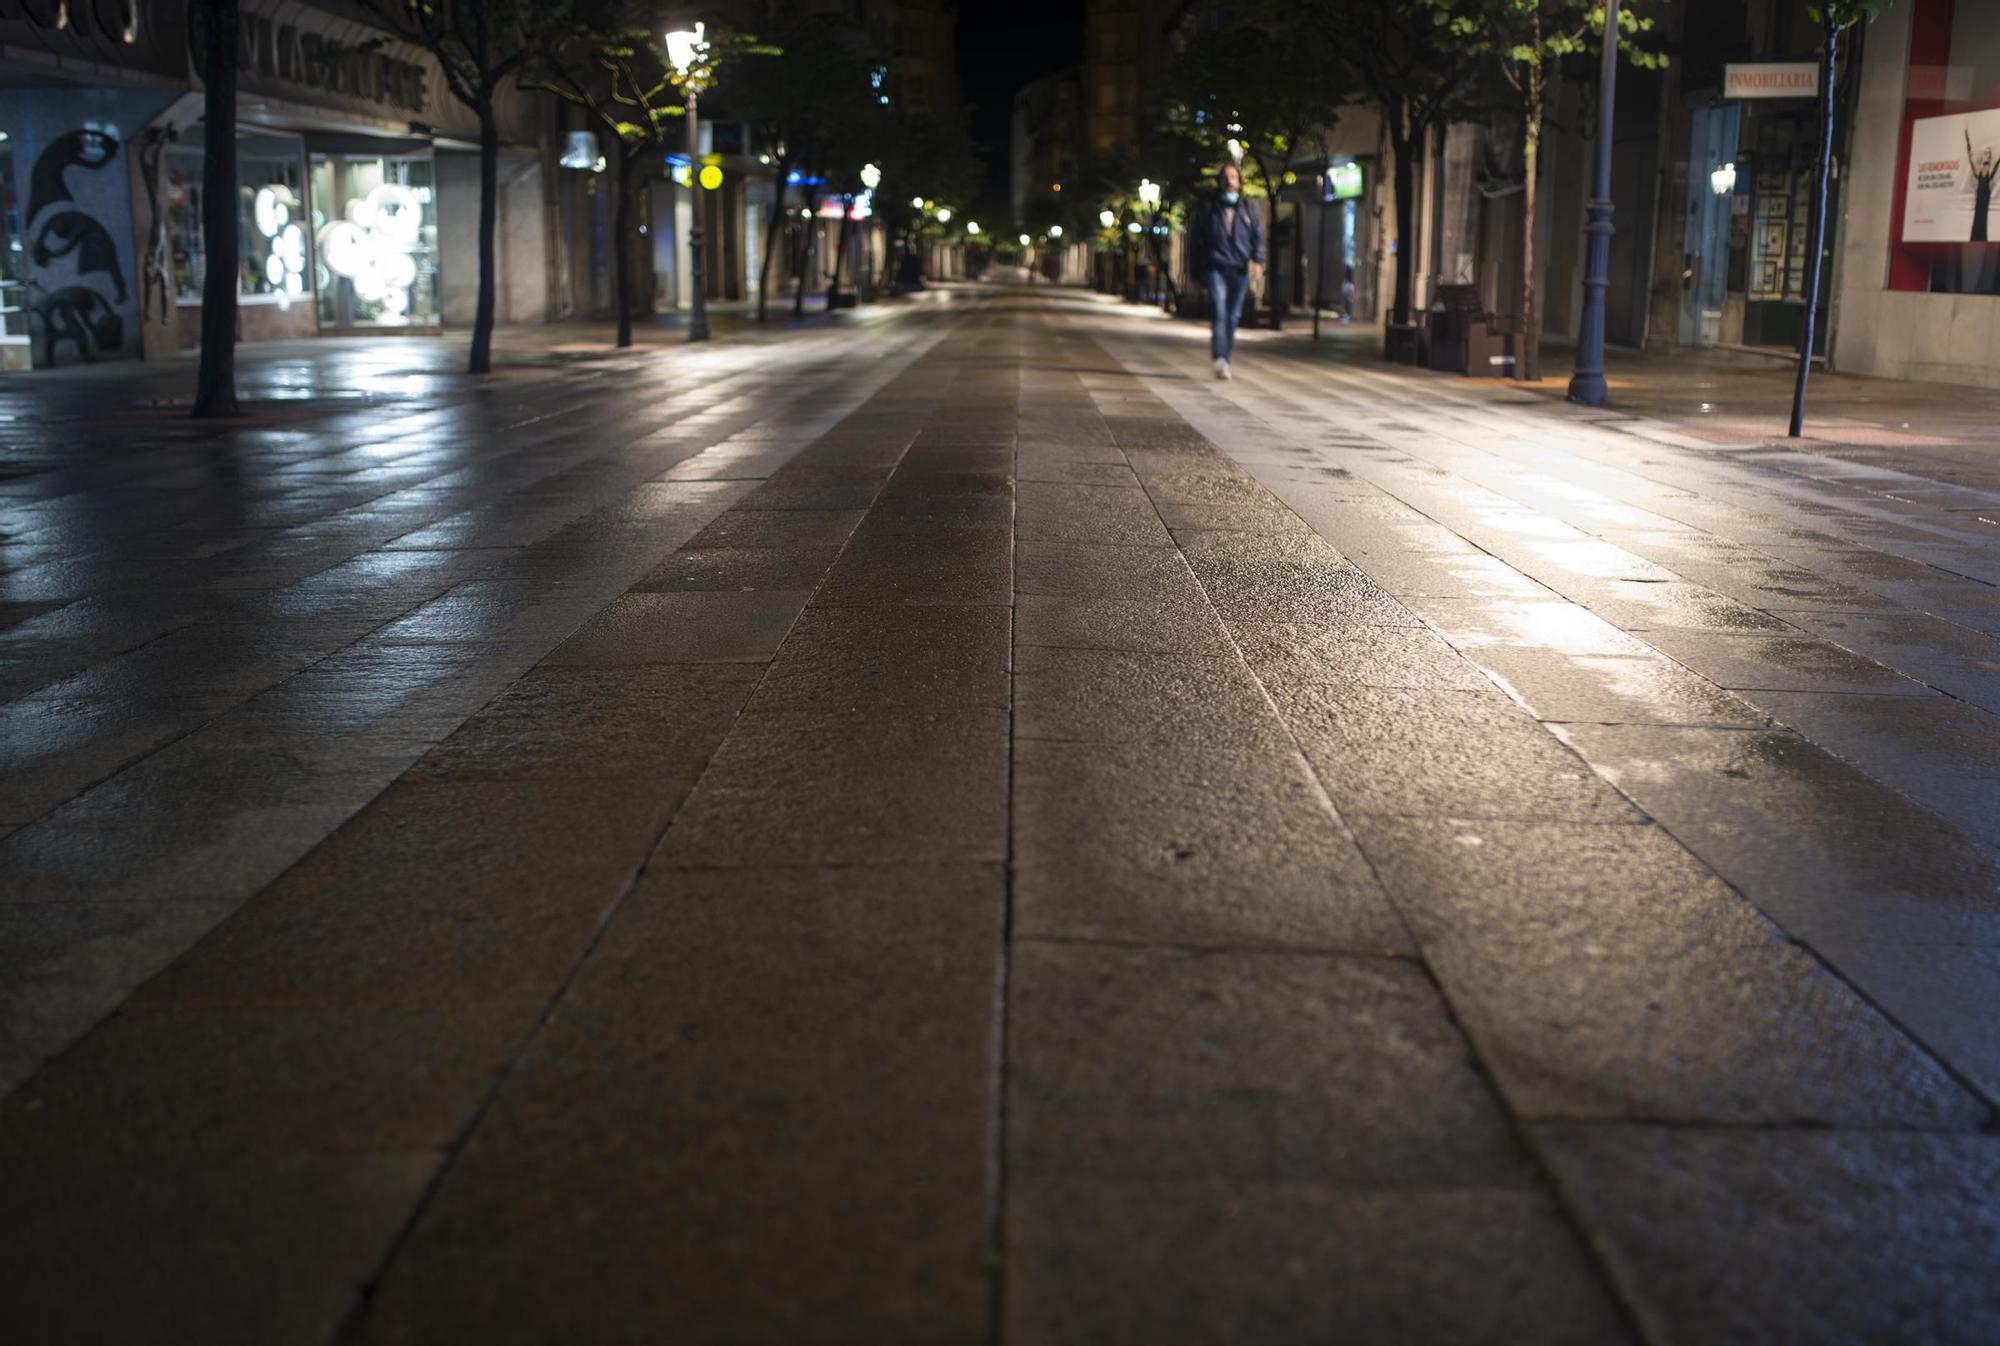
[1221,190,1240,205]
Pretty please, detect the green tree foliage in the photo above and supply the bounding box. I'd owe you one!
[527,3,770,346]
[714,7,879,319]
[364,0,575,374]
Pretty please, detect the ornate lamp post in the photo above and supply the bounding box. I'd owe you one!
[1567,0,1621,405]
[665,20,711,342]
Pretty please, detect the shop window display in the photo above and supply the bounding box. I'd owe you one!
[0,138,26,345]
[1892,0,2000,295]
[164,130,309,304]
[309,153,438,328]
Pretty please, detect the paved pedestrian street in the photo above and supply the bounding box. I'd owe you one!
[2,287,1997,1345]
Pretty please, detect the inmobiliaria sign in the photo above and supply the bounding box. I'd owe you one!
[1722,63,1819,100]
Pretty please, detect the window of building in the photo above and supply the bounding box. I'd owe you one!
[0,139,25,344]
[1891,0,2000,294]
[308,152,439,328]
[165,130,309,305]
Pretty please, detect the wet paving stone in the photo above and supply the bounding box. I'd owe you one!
[6,292,2000,1343]
[543,590,813,664]
[1534,1126,2000,1346]
[1007,941,1522,1183]
[1005,1177,1634,1346]
[354,865,1001,1346]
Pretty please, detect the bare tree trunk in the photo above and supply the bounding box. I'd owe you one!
[1519,67,1544,383]
[1388,104,1421,333]
[1789,19,1840,437]
[793,208,811,320]
[192,0,240,419]
[613,150,636,348]
[757,155,791,322]
[826,201,852,307]
[470,102,500,374]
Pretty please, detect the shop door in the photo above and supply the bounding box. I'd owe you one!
[309,153,440,329]
[1679,103,1740,348]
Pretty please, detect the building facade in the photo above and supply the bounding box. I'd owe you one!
[1833,0,1999,388]
[0,0,562,373]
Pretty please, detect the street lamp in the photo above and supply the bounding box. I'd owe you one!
[967,221,980,236]
[1099,209,1116,229]
[1137,179,1160,209]
[1019,233,1030,246]
[1049,224,1062,238]
[1567,0,1622,405]
[1709,162,1737,196]
[664,19,710,342]
[860,162,881,190]
[936,207,951,223]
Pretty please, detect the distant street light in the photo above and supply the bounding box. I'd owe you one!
[860,162,881,190]
[1019,233,1030,245]
[967,221,981,235]
[664,19,711,342]
[936,207,951,223]
[1709,162,1737,196]
[1099,209,1116,228]
[912,196,926,210]
[1126,222,1141,234]
[1137,178,1160,208]
[1049,224,1062,238]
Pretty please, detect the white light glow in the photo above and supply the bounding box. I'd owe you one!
[860,162,881,189]
[1126,221,1142,234]
[1048,224,1062,237]
[1137,178,1160,207]
[966,222,980,235]
[1099,209,1115,228]
[664,21,705,76]
[1710,162,1737,196]
[936,207,950,222]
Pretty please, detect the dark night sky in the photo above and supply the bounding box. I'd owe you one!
[956,0,1086,206]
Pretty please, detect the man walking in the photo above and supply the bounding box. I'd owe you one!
[1188,162,1265,380]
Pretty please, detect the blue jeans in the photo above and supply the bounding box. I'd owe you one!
[1206,267,1250,360]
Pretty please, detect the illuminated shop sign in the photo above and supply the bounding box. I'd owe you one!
[1723,63,1818,100]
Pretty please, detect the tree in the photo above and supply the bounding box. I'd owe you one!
[191,0,240,419]
[1444,0,1663,382]
[716,8,877,320]
[527,6,769,347]
[1159,0,1347,328]
[1790,1,1881,437]
[366,0,572,374]
[1319,0,1486,346]
[525,3,677,348]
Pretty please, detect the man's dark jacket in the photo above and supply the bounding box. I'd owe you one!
[1188,193,1266,281]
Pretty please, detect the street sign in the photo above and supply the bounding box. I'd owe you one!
[1724,63,1819,99]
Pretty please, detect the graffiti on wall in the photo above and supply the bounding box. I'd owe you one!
[25,125,128,364]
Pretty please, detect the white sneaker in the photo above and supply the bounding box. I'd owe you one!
[1213,358,1231,380]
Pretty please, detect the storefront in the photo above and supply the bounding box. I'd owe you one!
[1676,61,1839,353]
[1835,0,2000,386]
[0,0,554,371]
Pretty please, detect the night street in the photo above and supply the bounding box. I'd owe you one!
[3,285,1997,1343]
